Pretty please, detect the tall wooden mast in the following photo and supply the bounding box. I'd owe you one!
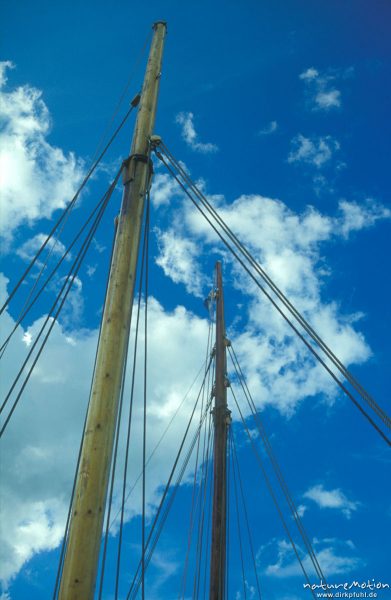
[209,261,231,599]
[58,22,167,600]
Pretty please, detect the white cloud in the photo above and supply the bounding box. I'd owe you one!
[338,199,391,237]
[16,233,68,262]
[150,170,183,208]
[299,67,319,81]
[0,274,212,585]
[315,89,341,110]
[299,66,346,111]
[175,111,218,154]
[0,61,84,243]
[152,185,390,415]
[0,61,14,87]
[155,227,206,297]
[303,484,360,518]
[288,134,340,168]
[258,120,278,135]
[260,537,362,578]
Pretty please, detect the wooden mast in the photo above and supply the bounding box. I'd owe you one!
[58,22,167,600]
[209,261,231,599]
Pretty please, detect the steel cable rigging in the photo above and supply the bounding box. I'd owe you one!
[230,386,318,598]
[158,141,389,432]
[153,142,391,446]
[180,318,215,599]
[0,101,139,320]
[126,393,214,600]
[228,344,326,584]
[0,167,123,437]
[52,198,121,600]
[230,429,263,599]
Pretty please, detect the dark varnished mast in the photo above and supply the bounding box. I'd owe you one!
[209,261,231,599]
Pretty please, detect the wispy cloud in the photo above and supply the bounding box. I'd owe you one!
[288,134,340,168]
[175,111,218,153]
[257,120,278,136]
[259,537,362,578]
[299,66,352,111]
[155,227,206,297]
[303,484,361,518]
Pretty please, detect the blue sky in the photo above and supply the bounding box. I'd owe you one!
[1,1,391,599]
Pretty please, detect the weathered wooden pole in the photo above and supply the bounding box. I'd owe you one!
[209,261,231,599]
[58,21,167,600]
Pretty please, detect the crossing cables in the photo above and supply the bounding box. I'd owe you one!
[153,141,391,447]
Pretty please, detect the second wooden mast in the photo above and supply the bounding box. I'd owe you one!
[210,261,231,599]
[58,22,167,600]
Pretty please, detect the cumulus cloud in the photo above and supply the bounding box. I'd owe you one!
[299,67,348,111]
[288,134,340,168]
[0,273,212,586]
[175,111,218,154]
[303,484,360,518]
[0,60,84,243]
[155,227,206,297]
[152,183,390,415]
[260,537,362,578]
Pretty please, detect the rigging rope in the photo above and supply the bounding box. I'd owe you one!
[180,319,214,599]
[0,168,122,437]
[154,145,391,446]
[230,431,248,600]
[230,386,317,598]
[52,216,119,600]
[0,180,118,358]
[229,344,326,582]
[192,413,214,599]
[231,429,263,598]
[0,103,138,318]
[127,394,214,600]
[112,187,151,600]
[158,141,390,433]
[141,190,150,600]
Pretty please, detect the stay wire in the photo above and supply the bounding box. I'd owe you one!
[225,428,231,600]
[0,178,117,358]
[229,344,325,583]
[130,397,213,600]
[107,358,211,532]
[0,171,120,414]
[127,393,213,600]
[231,429,263,599]
[155,149,391,447]
[1,103,137,317]
[192,412,214,599]
[158,142,390,433]
[97,336,129,600]
[52,211,119,600]
[114,186,150,600]
[230,386,317,598]
[202,439,214,600]
[230,433,247,600]
[141,190,150,600]
[14,33,150,337]
[0,169,122,437]
[192,331,215,600]
[90,31,151,165]
[180,319,214,599]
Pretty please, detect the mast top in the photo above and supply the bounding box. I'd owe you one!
[153,21,167,29]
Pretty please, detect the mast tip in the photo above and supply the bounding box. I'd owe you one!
[153,21,167,30]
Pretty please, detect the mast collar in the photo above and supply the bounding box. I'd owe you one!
[153,21,167,31]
